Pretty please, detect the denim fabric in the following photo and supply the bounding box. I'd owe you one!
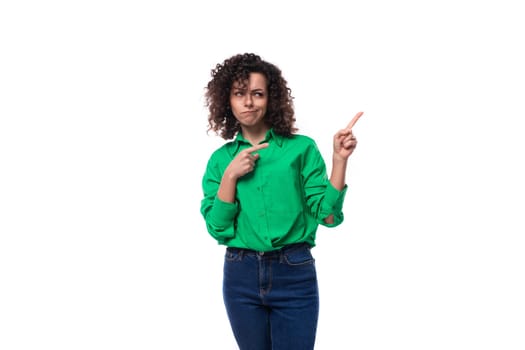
[223,243,319,350]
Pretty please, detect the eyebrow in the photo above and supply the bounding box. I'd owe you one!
[232,87,266,92]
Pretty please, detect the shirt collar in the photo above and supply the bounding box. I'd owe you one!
[229,128,284,156]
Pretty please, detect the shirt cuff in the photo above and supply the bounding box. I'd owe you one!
[210,197,239,227]
[324,182,347,212]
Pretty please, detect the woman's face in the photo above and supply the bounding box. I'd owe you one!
[229,72,268,130]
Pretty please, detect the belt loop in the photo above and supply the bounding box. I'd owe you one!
[279,247,285,263]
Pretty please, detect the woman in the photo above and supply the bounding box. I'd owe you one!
[201,53,362,350]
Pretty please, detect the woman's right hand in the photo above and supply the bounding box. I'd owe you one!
[225,143,269,180]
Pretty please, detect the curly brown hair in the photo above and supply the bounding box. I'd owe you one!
[205,53,297,140]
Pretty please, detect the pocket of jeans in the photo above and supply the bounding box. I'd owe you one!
[283,246,315,266]
[225,249,242,262]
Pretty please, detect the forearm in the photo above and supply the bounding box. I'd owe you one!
[324,111,361,225]
[323,157,348,224]
[217,170,238,203]
[329,157,348,191]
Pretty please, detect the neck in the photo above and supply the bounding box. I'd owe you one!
[241,125,270,145]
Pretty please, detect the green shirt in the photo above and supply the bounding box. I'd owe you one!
[201,129,347,252]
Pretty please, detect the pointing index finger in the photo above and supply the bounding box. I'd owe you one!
[346,111,364,130]
[245,142,269,153]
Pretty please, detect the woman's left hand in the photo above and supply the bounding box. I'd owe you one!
[333,111,363,161]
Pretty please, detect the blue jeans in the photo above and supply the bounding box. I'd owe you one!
[223,243,319,350]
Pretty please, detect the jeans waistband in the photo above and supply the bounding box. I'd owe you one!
[226,242,310,257]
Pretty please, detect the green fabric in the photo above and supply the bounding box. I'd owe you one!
[201,129,347,252]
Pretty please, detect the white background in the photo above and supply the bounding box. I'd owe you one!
[1,0,524,349]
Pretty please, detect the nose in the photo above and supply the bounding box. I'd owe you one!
[244,94,253,107]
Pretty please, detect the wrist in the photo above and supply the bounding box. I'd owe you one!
[224,168,239,182]
[332,154,349,165]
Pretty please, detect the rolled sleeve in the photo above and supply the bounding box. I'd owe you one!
[201,196,239,243]
[209,197,238,229]
[319,182,348,227]
[201,152,239,243]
